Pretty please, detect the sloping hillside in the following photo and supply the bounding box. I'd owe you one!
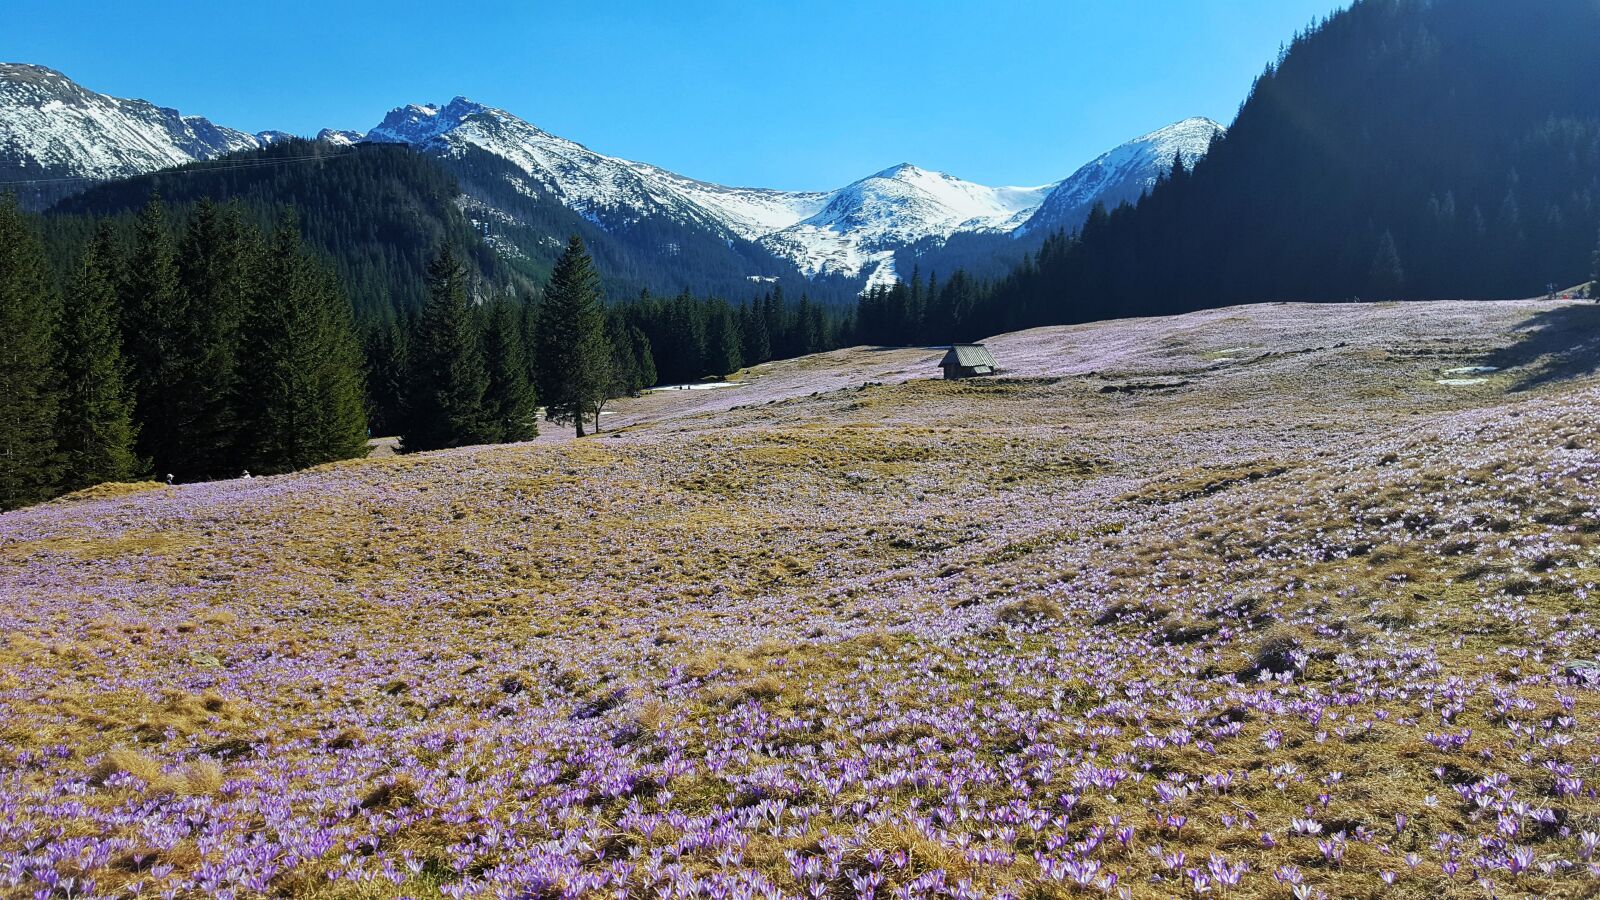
[2,299,1598,898]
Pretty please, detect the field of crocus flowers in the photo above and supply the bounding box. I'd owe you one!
[3,299,1600,899]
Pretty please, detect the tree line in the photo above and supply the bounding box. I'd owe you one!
[3,192,856,510]
[1,194,368,510]
[372,243,854,443]
[50,141,503,324]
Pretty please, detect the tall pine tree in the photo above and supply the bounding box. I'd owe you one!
[535,236,611,437]
[177,199,254,477]
[481,295,539,443]
[55,224,140,491]
[739,301,770,364]
[703,299,743,377]
[1368,231,1406,300]
[404,244,492,451]
[122,194,194,479]
[362,318,411,437]
[235,217,369,473]
[0,195,60,509]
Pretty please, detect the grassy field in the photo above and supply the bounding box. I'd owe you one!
[2,300,1599,898]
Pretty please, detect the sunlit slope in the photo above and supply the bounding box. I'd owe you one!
[3,299,1598,899]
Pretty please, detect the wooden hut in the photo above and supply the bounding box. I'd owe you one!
[940,343,998,380]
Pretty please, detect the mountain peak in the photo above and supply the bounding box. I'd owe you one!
[0,62,261,208]
[366,97,502,147]
[1167,115,1223,130]
[1019,116,1226,236]
[1138,116,1225,146]
[1,61,61,78]
[872,162,927,180]
[0,61,1224,287]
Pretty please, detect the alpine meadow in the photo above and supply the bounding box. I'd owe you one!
[4,1,1600,898]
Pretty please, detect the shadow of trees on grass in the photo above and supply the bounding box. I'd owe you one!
[1481,304,1600,390]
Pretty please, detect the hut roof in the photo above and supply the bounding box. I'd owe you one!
[942,344,998,369]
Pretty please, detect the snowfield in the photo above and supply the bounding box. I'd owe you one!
[4,299,1600,899]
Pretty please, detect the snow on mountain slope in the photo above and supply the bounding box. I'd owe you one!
[363,96,1066,284]
[366,98,781,236]
[0,61,1222,286]
[1021,117,1224,235]
[316,128,365,147]
[761,164,1055,286]
[362,96,1216,286]
[0,63,261,186]
[619,160,828,240]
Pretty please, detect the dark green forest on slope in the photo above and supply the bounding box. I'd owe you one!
[47,139,861,320]
[868,0,1600,343]
[48,141,506,323]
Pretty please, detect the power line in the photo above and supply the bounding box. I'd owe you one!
[0,146,363,187]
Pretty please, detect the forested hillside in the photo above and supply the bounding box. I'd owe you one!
[440,144,860,306]
[49,140,503,322]
[2,186,856,508]
[899,0,1600,341]
[46,139,861,319]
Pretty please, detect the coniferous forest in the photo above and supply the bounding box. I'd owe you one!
[8,0,1600,511]
[865,0,1600,343]
[0,189,852,510]
[0,194,370,508]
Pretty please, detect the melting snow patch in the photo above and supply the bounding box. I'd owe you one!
[1444,366,1499,375]
[1437,378,1489,386]
[648,382,739,392]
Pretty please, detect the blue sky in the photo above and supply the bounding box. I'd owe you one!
[7,1,1348,190]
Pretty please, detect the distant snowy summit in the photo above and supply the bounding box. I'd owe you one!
[757,164,1052,288]
[360,97,1222,286]
[0,62,1224,287]
[0,63,364,202]
[1021,117,1224,236]
[0,63,260,183]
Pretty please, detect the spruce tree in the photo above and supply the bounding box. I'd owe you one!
[535,237,612,436]
[704,299,743,377]
[793,295,823,355]
[604,316,659,397]
[0,195,60,509]
[403,244,491,451]
[177,199,253,477]
[606,316,643,398]
[628,324,657,390]
[662,292,707,385]
[1368,231,1407,300]
[739,301,770,364]
[122,194,193,479]
[56,224,140,491]
[362,318,411,437]
[235,217,369,473]
[481,295,538,443]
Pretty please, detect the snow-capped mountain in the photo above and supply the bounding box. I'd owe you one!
[761,164,1053,288]
[365,98,828,238]
[0,62,1223,290]
[361,97,1219,288]
[0,63,261,198]
[1021,117,1224,235]
[316,128,365,147]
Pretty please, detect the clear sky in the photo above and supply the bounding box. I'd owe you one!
[5,1,1349,191]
